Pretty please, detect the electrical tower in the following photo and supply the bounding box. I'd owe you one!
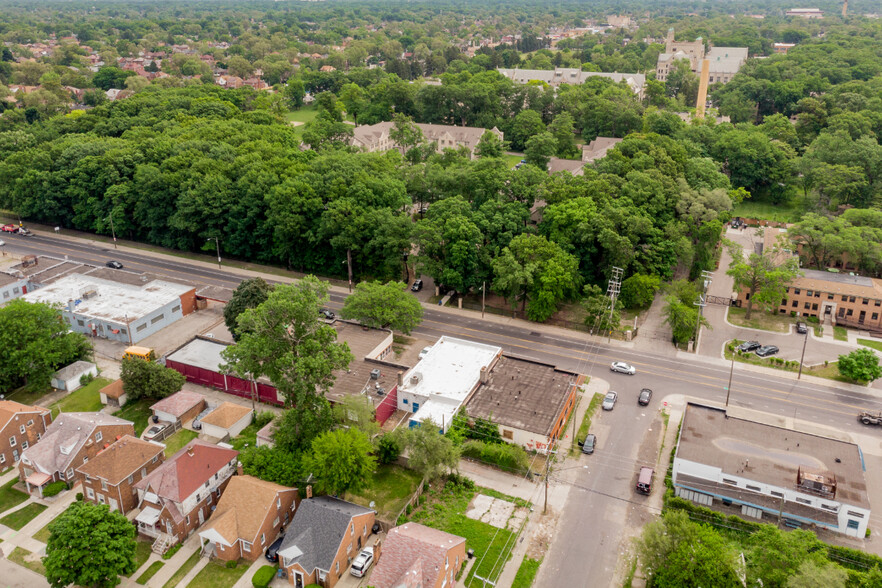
[606,266,624,342]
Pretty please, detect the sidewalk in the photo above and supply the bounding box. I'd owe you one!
[141,533,202,588]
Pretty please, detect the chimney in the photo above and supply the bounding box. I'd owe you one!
[480,367,488,385]
[236,461,243,476]
[306,485,313,499]
[397,371,403,386]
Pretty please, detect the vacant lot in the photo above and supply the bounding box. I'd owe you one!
[345,464,422,522]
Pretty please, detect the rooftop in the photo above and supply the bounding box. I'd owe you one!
[150,390,205,419]
[21,413,134,476]
[76,435,163,484]
[326,321,404,403]
[134,439,238,502]
[166,338,231,373]
[100,379,126,400]
[676,403,869,508]
[52,361,96,381]
[0,400,49,430]
[466,356,580,436]
[370,523,466,588]
[200,402,251,429]
[23,274,194,324]
[199,475,296,546]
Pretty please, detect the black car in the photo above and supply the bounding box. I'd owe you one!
[755,345,779,357]
[319,309,335,320]
[737,340,761,352]
[106,260,124,269]
[638,388,652,406]
[265,536,284,562]
[411,279,423,292]
[796,321,808,334]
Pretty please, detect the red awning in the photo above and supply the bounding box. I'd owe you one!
[25,472,52,487]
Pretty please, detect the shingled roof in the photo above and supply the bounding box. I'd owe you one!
[134,439,237,502]
[370,523,466,588]
[199,476,296,546]
[77,435,163,485]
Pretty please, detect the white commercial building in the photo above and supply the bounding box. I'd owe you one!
[396,336,502,432]
[673,403,871,538]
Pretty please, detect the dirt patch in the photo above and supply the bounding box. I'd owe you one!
[525,509,558,560]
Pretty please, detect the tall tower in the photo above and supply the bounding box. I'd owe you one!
[665,27,675,53]
[842,0,848,18]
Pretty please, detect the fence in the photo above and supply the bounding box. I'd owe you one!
[382,478,427,531]
[374,385,399,425]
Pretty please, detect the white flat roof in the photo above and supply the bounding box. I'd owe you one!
[22,274,192,324]
[400,336,501,404]
[167,338,228,372]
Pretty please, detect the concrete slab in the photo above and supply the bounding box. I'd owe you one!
[466,494,516,529]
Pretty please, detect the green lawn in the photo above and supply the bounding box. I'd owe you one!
[5,384,53,409]
[163,550,201,588]
[33,518,53,543]
[230,417,271,452]
[512,556,543,588]
[859,338,882,352]
[164,429,199,457]
[504,153,525,169]
[129,540,154,576]
[731,199,802,224]
[186,559,248,588]
[137,561,164,585]
[0,477,29,514]
[51,377,113,417]
[345,464,423,521]
[113,398,155,436]
[0,502,47,530]
[284,106,318,124]
[834,326,849,341]
[727,307,793,333]
[8,546,46,576]
[571,393,603,456]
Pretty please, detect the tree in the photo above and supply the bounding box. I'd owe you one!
[340,281,423,334]
[377,433,402,465]
[284,78,305,109]
[398,418,459,480]
[662,280,710,346]
[223,278,273,341]
[509,109,545,151]
[727,247,801,320]
[746,526,833,588]
[221,277,353,406]
[334,394,380,437]
[548,113,579,158]
[390,114,426,164]
[239,446,301,486]
[301,116,354,150]
[785,561,847,588]
[582,284,621,333]
[92,66,134,91]
[0,301,91,394]
[837,348,882,383]
[303,428,377,496]
[524,131,556,170]
[620,274,661,309]
[120,357,184,401]
[665,59,699,104]
[44,501,136,588]
[475,130,504,158]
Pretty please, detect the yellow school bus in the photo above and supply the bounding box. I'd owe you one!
[123,346,155,361]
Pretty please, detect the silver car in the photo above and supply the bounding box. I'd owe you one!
[602,391,618,411]
[610,361,636,375]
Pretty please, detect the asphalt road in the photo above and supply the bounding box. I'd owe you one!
[6,230,882,587]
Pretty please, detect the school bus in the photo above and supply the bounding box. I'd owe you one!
[123,346,155,361]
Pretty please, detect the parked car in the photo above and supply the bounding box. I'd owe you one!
[638,388,653,406]
[265,536,284,563]
[350,548,374,578]
[755,345,779,357]
[610,361,636,375]
[411,279,423,292]
[796,321,808,334]
[143,423,168,441]
[192,406,214,430]
[636,467,654,494]
[581,433,596,455]
[419,346,432,360]
[602,391,618,411]
[737,341,761,352]
[0,224,17,232]
[16,227,32,236]
[319,308,335,320]
[105,260,124,269]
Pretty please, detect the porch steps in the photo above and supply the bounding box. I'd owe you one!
[152,533,174,555]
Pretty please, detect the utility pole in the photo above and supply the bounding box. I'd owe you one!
[797,328,809,379]
[207,237,221,269]
[481,281,486,319]
[725,348,735,406]
[108,214,117,249]
[346,249,353,293]
[693,270,713,351]
[605,266,623,343]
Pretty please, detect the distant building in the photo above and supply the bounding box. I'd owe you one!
[497,68,646,97]
[773,42,797,54]
[786,8,824,18]
[673,403,870,537]
[351,122,503,159]
[582,137,623,163]
[656,29,748,85]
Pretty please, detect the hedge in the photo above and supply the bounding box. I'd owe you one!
[42,481,67,497]
[252,565,276,588]
[460,439,531,475]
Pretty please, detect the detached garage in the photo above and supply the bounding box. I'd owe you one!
[51,361,98,392]
[199,402,253,440]
[166,339,282,406]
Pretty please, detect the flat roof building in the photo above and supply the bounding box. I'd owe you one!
[497,68,646,97]
[673,403,870,537]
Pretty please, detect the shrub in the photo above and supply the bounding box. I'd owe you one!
[377,434,401,465]
[460,439,531,475]
[162,543,182,560]
[225,560,238,569]
[254,411,275,429]
[42,481,67,497]
[79,372,95,387]
[76,492,83,501]
[252,565,276,588]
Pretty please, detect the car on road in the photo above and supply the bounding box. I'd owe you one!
[737,341,761,352]
[0,240,5,247]
[411,279,423,292]
[0,224,17,233]
[143,423,168,441]
[755,345,779,357]
[636,467,654,494]
[796,321,808,334]
[105,260,124,269]
[602,391,618,411]
[419,346,432,360]
[350,548,374,578]
[610,361,636,375]
[638,388,652,406]
[265,536,284,562]
[581,433,596,454]
[319,308,335,320]
[15,227,32,236]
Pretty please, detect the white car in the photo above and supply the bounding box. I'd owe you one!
[0,240,5,246]
[419,346,432,360]
[350,548,374,577]
[610,361,636,375]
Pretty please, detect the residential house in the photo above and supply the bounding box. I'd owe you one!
[77,435,165,514]
[19,413,135,496]
[198,475,298,561]
[673,403,870,537]
[0,270,30,304]
[198,402,253,440]
[278,496,375,588]
[134,440,238,552]
[150,390,205,426]
[582,137,623,163]
[0,401,52,469]
[351,122,503,159]
[99,379,128,408]
[50,361,97,392]
[370,523,467,588]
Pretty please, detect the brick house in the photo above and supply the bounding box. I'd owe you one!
[198,475,298,562]
[133,440,238,552]
[0,401,52,469]
[370,523,467,588]
[19,413,134,496]
[278,496,375,588]
[76,435,165,514]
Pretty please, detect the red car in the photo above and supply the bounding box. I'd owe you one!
[1,224,17,233]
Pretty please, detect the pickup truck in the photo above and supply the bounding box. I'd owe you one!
[1,224,17,233]
[858,411,882,426]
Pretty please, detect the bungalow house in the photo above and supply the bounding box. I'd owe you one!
[198,402,252,440]
[278,496,375,588]
[370,523,467,588]
[0,401,52,468]
[50,361,98,392]
[18,413,135,496]
[198,475,298,562]
[133,439,238,553]
[77,435,165,514]
[150,390,205,426]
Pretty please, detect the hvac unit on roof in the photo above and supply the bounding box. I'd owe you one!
[81,289,98,299]
[409,372,422,386]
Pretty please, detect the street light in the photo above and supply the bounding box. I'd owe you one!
[207,237,221,269]
[797,326,809,379]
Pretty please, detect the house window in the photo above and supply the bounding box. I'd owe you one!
[814,291,820,298]
[791,301,797,308]
[150,314,165,325]
[847,309,854,316]
[101,480,107,491]
[277,498,281,509]
[502,429,513,440]
[205,481,210,488]
[863,298,870,305]
[336,562,340,573]
[2,292,7,299]
[19,425,25,435]
[403,398,409,405]
[86,487,95,499]
[0,454,5,464]
[794,289,801,295]
[152,455,158,463]
[95,432,103,442]
[128,475,134,484]
[120,329,127,336]
[828,294,834,300]
[850,296,856,303]
[876,300,881,307]
[812,304,818,311]
[771,491,784,498]
[12,449,18,462]
[82,456,88,464]
[141,468,147,477]
[136,323,147,332]
[746,485,761,492]
[172,305,181,313]
[67,468,74,479]
[196,494,201,502]
[26,420,33,427]
[348,543,352,554]
[97,494,105,504]
[803,302,810,310]
[842,295,848,302]
[363,525,367,536]
[796,497,812,505]
[77,319,85,327]
[351,523,354,536]
[21,441,28,450]
[242,541,251,553]
[847,510,865,519]
[806,290,812,296]
[187,515,191,525]
[9,436,15,447]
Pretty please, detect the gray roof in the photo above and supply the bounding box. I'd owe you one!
[801,268,874,288]
[21,412,133,476]
[278,497,374,574]
[52,361,96,381]
[497,68,645,94]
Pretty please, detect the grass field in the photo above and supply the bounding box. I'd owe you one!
[834,326,849,341]
[129,541,154,576]
[0,502,47,530]
[137,561,164,585]
[164,429,199,457]
[504,153,525,169]
[512,557,543,588]
[283,106,318,124]
[51,377,113,416]
[163,550,201,588]
[33,518,53,543]
[731,199,803,224]
[0,477,29,514]
[571,393,603,456]
[186,559,248,588]
[113,398,154,436]
[726,340,859,384]
[859,338,882,352]
[727,307,793,333]
[8,546,46,575]
[345,464,423,521]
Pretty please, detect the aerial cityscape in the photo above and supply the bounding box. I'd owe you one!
[1,0,882,587]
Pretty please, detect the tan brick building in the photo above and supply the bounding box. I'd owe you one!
[77,435,165,514]
[0,401,51,469]
[198,475,298,562]
[370,523,467,588]
[278,496,376,588]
